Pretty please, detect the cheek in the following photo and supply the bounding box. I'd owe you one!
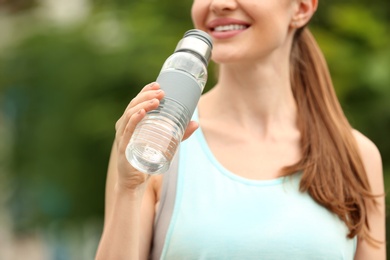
[191,0,208,30]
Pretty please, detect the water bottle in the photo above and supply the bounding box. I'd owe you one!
[125,29,213,175]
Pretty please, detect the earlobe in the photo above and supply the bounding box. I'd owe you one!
[291,0,318,28]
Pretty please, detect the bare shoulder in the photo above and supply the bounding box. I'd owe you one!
[352,129,381,160]
[351,132,386,258]
[352,129,383,183]
[139,174,163,259]
[143,174,163,213]
[148,174,163,202]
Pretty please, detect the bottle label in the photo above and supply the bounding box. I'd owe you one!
[156,70,202,116]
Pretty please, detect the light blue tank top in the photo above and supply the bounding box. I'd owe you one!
[153,110,357,260]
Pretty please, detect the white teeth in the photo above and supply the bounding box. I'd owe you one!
[214,24,247,32]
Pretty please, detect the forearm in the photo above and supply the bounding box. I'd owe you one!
[96,184,146,260]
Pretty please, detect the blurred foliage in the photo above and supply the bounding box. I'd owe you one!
[0,0,389,253]
[0,0,38,13]
[0,0,196,232]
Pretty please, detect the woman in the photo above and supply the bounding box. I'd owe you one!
[96,0,386,259]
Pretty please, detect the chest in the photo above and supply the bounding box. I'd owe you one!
[169,196,353,259]
[163,170,356,260]
[158,135,356,260]
[207,137,301,180]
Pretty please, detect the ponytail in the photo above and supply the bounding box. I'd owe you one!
[285,27,378,244]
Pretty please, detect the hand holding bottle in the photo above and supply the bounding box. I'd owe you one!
[114,82,199,191]
[126,29,213,175]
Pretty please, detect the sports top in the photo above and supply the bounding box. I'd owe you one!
[151,110,356,260]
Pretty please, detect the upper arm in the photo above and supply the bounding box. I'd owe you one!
[352,130,386,260]
[104,142,158,260]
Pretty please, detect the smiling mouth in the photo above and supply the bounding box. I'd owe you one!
[213,24,249,32]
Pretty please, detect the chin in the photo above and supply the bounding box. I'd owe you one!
[211,51,238,63]
[212,55,245,65]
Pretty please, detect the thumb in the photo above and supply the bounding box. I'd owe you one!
[182,121,199,141]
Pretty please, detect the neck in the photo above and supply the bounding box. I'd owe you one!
[199,58,298,138]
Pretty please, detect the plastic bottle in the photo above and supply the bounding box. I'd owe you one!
[125,29,213,174]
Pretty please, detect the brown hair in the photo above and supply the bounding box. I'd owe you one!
[285,27,379,244]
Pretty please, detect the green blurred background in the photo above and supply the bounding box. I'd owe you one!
[0,0,389,259]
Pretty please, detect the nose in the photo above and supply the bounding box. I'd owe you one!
[210,0,237,14]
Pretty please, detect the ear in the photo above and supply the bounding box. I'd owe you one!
[291,0,318,28]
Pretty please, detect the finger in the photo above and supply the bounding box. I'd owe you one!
[118,108,146,153]
[116,98,161,140]
[141,82,160,92]
[116,87,164,132]
[139,82,160,95]
[126,83,162,111]
[125,89,164,116]
[182,121,199,141]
